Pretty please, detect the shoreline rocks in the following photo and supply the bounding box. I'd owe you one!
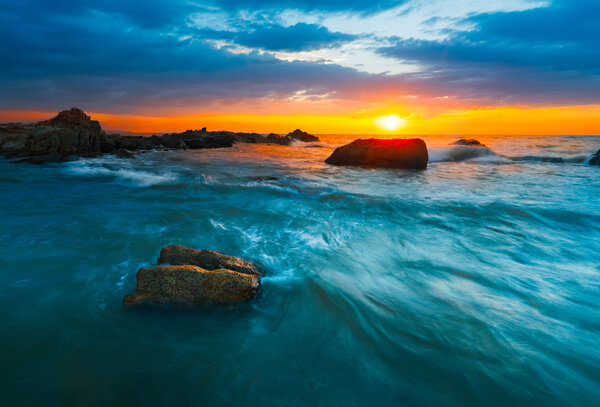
[0,108,319,163]
[325,138,428,170]
[124,246,261,309]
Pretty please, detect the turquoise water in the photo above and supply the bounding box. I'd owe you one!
[1,135,600,406]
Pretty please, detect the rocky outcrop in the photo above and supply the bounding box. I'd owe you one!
[1,109,323,163]
[0,109,118,163]
[36,107,103,135]
[452,138,486,147]
[287,129,319,142]
[123,265,260,307]
[589,149,600,166]
[157,245,261,277]
[325,138,428,170]
[123,245,261,308]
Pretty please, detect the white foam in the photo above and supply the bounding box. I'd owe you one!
[65,160,178,186]
[429,146,498,163]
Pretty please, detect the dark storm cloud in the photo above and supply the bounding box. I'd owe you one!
[378,0,600,104]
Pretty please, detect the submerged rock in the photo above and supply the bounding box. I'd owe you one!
[123,265,260,307]
[115,148,135,159]
[158,245,261,276]
[325,138,428,170]
[287,129,319,142]
[452,138,486,147]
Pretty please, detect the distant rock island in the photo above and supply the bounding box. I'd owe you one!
[0,107,319,163]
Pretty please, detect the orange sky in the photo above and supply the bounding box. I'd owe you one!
[2,104,599,135]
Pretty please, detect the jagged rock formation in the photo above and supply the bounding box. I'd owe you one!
[0,108,320,163]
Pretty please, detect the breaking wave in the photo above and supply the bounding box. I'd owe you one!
[429,146,505,163]
[64,158,178,186]
[429,146,591,164]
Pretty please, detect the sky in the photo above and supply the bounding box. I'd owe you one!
[0,0,599,134]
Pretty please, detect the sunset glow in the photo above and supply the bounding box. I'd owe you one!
[2,105,599,135]
[0,0,598,136]
[374,115,407,132]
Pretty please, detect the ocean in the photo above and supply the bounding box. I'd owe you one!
[1,134,599,406]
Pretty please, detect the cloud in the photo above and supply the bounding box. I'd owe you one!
[234,23,358,52]
[0,0,371,112]
[212,0,405,14]
[377,0,600,104]
[0,0,598,114]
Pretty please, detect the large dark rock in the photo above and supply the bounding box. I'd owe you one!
[452,138,486,147]
[589,149,600,166]
[325,138,428,169]
[0,109,116,162]
[123,265,260,307]
[158,245,261,277]
[36,107,103,135]
[287,129,319,142]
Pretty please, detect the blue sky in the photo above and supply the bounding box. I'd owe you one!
[0,0,598,115]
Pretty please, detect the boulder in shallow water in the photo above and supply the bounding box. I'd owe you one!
[287,129,319,142]
[589,149,600,166]
[158,245,261,276]
[452,138,486,147]
[123,265,260,307]
[325,138,428,169]
[115,148,135,158]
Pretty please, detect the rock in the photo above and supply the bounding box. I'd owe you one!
[452,138,486,147]
[36,107,103,135]
[325,138,428,170]
[123,265,260,307]
[158,245,261,276]
[1,108,113,161]
[0,133,28,153]
[163,130,235,149]
[2,108,323,163]
[287,129,319,142]
[264,133,291,145]
[589,149,600,166]
[249,176,279,181]
[115,148,134,159]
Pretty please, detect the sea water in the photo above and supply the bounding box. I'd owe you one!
[1,134,599,406]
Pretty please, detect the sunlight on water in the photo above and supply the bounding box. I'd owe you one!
[1,134,599,405]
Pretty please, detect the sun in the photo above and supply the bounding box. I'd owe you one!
[374,115,406,132]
